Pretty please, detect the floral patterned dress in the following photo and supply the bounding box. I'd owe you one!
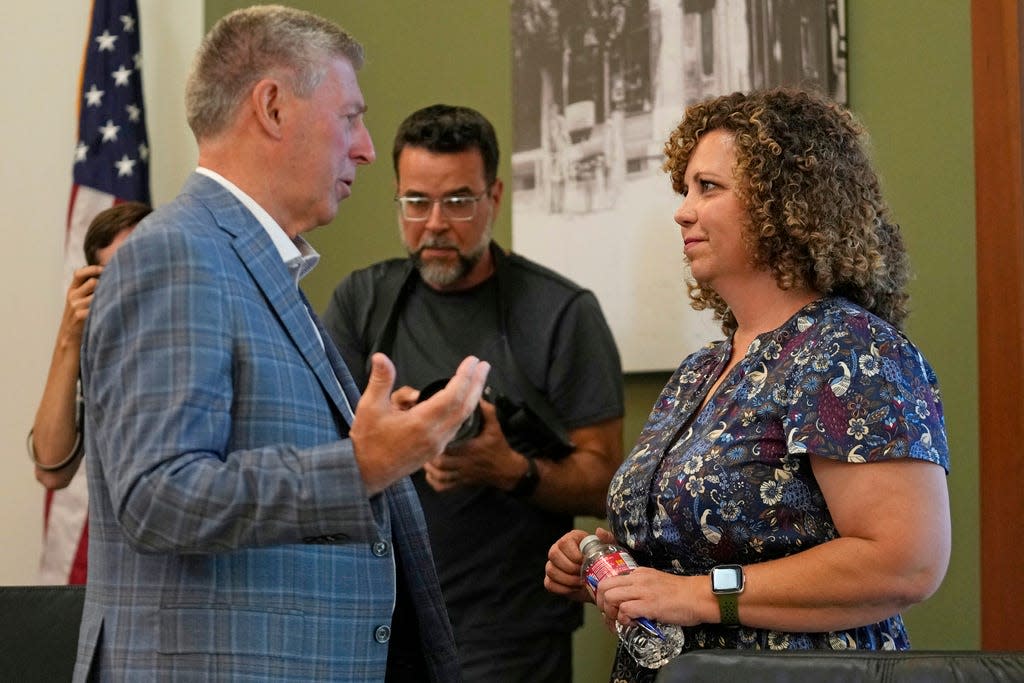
[606,298,949,682]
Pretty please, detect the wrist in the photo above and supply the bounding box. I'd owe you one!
[57,333,82,351]
[710,564,745,626]
[508,454,540,498]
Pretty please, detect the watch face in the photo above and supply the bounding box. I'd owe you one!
[712,565,743,592]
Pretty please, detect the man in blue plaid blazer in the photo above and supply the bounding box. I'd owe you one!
[73,7,488,681]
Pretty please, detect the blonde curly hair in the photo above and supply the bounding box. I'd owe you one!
[664,88,910,333]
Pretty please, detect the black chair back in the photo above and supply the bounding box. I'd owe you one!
[656,650,1024,683]
[0,585,85,682]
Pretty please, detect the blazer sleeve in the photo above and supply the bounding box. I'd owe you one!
[82,222,381,554]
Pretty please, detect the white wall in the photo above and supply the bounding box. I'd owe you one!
[0,1,203,583]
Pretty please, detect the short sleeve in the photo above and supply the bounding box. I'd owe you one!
[545,291,625,429]
[783,314,949,472]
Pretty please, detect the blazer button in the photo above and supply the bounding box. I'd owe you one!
[374,625,391,644]
[372,540,390,557]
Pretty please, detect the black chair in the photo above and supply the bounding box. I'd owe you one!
[0,585,85,682]
[656,650,1024,682]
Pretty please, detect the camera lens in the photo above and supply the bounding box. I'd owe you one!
[417,378,484,448]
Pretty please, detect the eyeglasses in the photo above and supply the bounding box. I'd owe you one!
[394,191,489,222]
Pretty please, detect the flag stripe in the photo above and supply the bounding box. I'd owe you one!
[39,467,89,585]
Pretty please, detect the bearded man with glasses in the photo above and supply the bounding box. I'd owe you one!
[323,104,625,682]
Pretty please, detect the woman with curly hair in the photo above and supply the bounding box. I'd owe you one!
[545,88,950,682]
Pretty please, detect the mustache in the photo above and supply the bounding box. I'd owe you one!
[416,236,459,252]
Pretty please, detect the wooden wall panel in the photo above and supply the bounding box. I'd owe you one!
[972,0,1024,650]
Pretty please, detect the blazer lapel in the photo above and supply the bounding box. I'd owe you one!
[240,234,356,426]
[300,289,362,421]
[184,174,356,427]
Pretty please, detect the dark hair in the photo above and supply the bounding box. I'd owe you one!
[84,201,152,266]
[664,87,910,331]
[392,104,499,186]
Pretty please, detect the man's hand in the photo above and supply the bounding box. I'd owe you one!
[351,353,490,495]
[389,385,419,410]
[422,399,525,492]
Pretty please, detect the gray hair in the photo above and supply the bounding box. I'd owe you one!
[185,5,364,141]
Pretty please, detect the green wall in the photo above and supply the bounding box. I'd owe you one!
[846,1,978,650]
[205,0,979,673]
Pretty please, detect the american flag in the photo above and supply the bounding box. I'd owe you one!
[65,0,151,275]
[40,0,151,586]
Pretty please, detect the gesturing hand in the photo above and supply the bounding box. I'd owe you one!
[351,353,490,495]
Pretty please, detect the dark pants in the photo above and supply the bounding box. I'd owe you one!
[459,632,572,683]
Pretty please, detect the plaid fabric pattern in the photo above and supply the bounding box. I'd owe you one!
[74,175,459,681]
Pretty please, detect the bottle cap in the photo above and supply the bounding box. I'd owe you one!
[579,534,601,553]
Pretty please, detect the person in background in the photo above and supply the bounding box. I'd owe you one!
[545,88,951,683]
[74,7,488,681]
[323,103,624,682]
[30,200,152,584]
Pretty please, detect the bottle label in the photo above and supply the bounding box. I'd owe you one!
[586,549,638,583]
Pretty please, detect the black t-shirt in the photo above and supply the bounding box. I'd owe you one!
[322,245,624,642]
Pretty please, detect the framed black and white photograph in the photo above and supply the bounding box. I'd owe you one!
[511,0,847,371]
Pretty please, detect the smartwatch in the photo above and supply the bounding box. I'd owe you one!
[711,564,744,626]
[509,456,540,498]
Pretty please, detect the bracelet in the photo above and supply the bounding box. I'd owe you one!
[26,428,84,472]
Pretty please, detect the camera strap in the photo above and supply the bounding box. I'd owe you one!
[490,250,575,458]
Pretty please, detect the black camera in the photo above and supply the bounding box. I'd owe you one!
[418,378,574,459]
[417,378,484,447]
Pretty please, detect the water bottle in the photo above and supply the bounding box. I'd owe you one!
[579,534,685,669]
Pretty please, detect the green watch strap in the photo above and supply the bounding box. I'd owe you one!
[717,592,740,626]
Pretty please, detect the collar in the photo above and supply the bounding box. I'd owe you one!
[195,167,320,284]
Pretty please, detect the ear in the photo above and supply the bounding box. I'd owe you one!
[488,177,505,213]
[251,78,285,140]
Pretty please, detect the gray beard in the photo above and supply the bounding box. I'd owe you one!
[413,241,488,289]
[408,219,492,289]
